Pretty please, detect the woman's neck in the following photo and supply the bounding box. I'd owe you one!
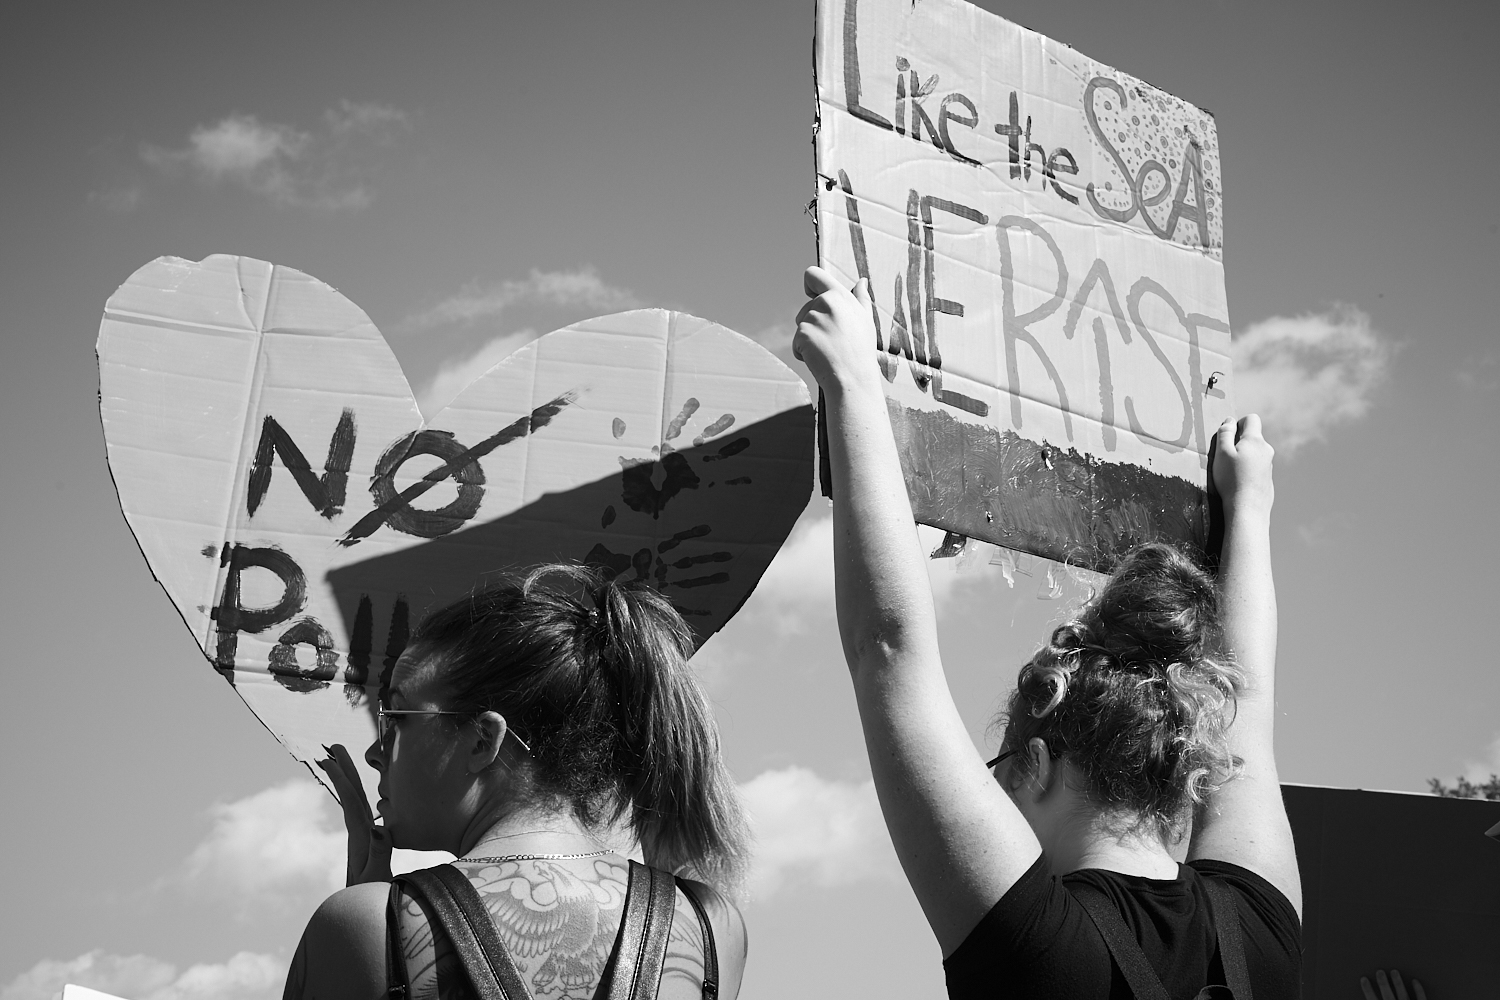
[458,807,614,860]
[1065,837,1179,879]
[1045,812,1180,879]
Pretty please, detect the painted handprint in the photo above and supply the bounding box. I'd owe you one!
[588,397,756,618]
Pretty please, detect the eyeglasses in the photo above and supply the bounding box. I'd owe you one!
[377,708,533,754]
[985,748,1019,770]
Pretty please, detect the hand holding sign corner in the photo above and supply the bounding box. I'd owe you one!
[1360,970,1428,1000]
[97,255,813,802]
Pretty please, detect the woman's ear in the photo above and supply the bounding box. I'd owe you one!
[1028,737,1057,793]
[468,711,510,773]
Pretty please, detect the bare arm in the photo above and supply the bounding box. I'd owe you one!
[1187,415,1302,915]
[283,882,391,1000]
[794,267,1041,956]
[671,880,747,1000]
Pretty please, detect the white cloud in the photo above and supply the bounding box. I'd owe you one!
[2,779,457,1000]
[325,100,409,135]
[179,782,343,910]
[141,101,408,211]
[1,950,283,1000]
[417,328,540,417]
[745,321,796,358]
[404,267,642,331]
[181,116,307,177]
[745,516,835,633]
[1454,352,1500,393]
[173,780,448,918]
[1460,733,1500,785]
[1293,512,1352,549]
[1230,305,1390,454]
[409,268,643,416]
[739,767,899,899]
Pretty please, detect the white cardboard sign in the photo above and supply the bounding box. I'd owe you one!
[98,255,812,794]
[815,0,1236,570]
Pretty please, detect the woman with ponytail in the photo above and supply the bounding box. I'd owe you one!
[283,565,748,1000]
[794,268,1301,999]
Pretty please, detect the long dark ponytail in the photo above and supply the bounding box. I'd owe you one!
[410,564,749,893]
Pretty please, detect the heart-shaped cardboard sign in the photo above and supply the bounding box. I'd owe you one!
[98,255,813,796]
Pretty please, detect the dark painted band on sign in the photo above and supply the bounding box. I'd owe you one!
[887,398,1207,574]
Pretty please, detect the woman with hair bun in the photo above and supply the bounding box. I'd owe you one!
[283,564,748,1000]
[794,267,1300,999]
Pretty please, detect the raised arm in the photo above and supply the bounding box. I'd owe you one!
[1187,415,1302,914]
[794,267,1041,955]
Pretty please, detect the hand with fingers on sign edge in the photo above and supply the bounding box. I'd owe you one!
[318,743,392,886]
[1360,968,1428,1000]
[792,266,882,401]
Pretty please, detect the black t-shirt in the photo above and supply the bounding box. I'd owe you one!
[944,855,1301,999]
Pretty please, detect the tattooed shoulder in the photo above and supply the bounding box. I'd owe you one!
[397,858,634,1000]
[658,886,709,996]
[663,880,746,1000]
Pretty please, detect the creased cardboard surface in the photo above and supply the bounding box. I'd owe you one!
[815,0,1235,571]
[98,255,813,798]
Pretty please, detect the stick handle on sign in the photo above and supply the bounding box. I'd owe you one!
[1204,487,1224,571]
[817,388,833,499]
[1204,430,1224,571]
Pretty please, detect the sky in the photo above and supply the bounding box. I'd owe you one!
[1,1,1497,998]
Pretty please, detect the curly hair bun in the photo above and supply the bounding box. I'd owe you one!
[998,543,1244,841]
[1088,543,1222,670]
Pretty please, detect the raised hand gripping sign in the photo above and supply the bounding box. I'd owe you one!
[98,255,812,795]
[814,0,1235,572]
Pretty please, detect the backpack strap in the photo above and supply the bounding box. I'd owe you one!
[606,861,679,1000]
[391,865,534,1000]
[1072,884,1173,1000]
[390,861,695,1000]
[677,879,720,1000]
[1074,876,1256,1000]
[385,881,410,999]
[1200,878,1254,1000]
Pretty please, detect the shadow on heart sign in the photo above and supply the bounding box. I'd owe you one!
[98,255,813,796]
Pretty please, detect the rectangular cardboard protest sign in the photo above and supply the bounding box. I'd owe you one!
[814,0,1236,572]
[1283,784,1500,996]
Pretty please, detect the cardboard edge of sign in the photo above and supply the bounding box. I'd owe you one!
[95,254,819,689]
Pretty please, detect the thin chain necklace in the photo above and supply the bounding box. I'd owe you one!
[461,849,612,863]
